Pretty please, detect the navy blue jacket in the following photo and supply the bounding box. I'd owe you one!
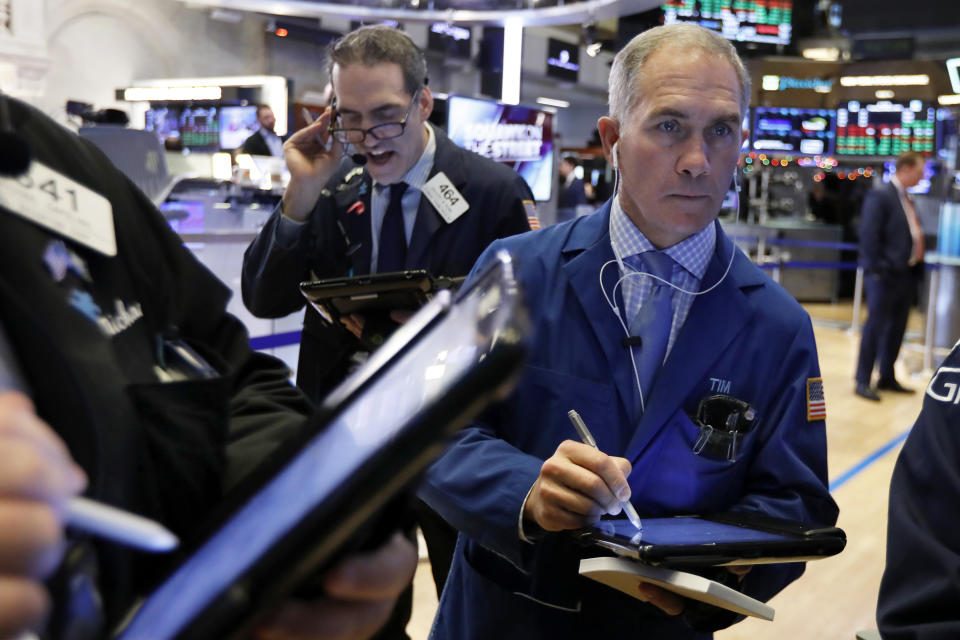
[859,182,916,275]
[242,125,534,401]
[420,201,838,639]
[878,341,960,638]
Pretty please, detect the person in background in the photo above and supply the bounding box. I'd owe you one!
[419,23,837,638]
[557,156,588,222]
[0,93,415,640]
[877,339,960,637]
[242,24,536,638]
[241,105,286,158]
[854,151,926,401]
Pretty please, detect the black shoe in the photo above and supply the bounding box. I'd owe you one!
[855,383,881,401]
[877,379,915,394]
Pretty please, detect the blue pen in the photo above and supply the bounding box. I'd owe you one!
[567,409,643,532]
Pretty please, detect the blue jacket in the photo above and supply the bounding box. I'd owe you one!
[878,341,960,638]
[859,182,916,275]
[242,125,534,401]
[420,201,838,639]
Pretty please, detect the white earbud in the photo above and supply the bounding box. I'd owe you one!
[611,141,620,170]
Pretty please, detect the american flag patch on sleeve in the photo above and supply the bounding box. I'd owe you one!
[806,377,826,421]
[523,200,541,230]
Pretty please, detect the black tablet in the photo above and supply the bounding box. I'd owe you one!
[579,512,846,568]
[299,270,464,322]
[113,251,528,640]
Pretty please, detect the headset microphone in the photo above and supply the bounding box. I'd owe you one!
[0,93,32,177]
[351,153,367,166]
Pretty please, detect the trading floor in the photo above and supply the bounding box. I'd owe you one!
[407,303,930,640]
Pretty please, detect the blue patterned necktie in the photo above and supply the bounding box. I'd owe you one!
[377,182,409,273]
[627,251,674,408]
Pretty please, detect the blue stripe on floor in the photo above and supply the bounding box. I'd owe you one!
[829,429,912,492]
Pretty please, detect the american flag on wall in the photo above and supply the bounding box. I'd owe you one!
[806,377,826,421]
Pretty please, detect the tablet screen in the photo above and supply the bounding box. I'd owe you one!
[117,258,519,639]
[592,517,794,546]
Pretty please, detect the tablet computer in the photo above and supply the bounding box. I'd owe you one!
[578,512,845,568]
[299,270,465,322]
[113,251,528,640]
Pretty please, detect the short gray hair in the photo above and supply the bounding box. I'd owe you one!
[608,24,750,124]
[327,25,427,97]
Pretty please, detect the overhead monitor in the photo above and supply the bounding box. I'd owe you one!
[144,106,182,146]
[546,38,579,83]
[220,105,260,150]
[661,0,793,46]
[751,107,836,156]
[144,105,220,151]
[446,95,554,202]
[428,23,472,59]
[836,100,935,157]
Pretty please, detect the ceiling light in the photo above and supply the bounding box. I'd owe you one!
[939,94,960,106]
[839,74,929,87]
[123,86,222,101]
[875,89,895,99]
[583,23,601,57]
[802,47,839,61]
[948,58,960,93]
[537,97,569,108]
[501,19,522,106]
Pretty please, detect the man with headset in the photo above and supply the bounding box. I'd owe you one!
[0,94,416,640]
[242,25,535,636]
[419,24,837,638]
[242,25,535,405]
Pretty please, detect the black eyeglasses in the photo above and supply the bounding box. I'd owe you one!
[330,91,419,145]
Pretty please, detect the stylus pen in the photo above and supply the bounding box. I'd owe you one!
[567,409,643,532]
[65,496,179,553]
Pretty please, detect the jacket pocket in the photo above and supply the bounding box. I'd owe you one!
[126,372,232,537]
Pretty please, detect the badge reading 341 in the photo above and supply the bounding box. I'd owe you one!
[0,161,116,256]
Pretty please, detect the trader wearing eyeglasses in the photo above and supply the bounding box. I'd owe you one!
[241,25,535,638]
[243,25,535,405]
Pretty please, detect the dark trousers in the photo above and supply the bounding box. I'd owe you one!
[856,271,915,385]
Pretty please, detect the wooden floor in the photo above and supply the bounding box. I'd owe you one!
[406,302,932,639]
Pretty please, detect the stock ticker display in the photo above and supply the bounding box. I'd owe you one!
[661,0,793,46]
[836,100,936,157]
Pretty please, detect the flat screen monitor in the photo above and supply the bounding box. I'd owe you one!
[220,105,260,150]
[836,100,935,157]
[446,95,554,202]
[178,106,220,151]
[661,0,793,46]
[144,106,182,145]
[427,23,471,58]
[751,107,836,156]
[144,105,220,151]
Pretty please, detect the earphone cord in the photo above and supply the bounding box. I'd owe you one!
[598,165,744,413]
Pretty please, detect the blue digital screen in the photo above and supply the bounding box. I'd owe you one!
[446,95,554,201]
[752,107,836,156]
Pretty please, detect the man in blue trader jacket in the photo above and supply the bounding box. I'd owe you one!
[877,339,960,637]
[419,23,838,639]
[242,25,534,405]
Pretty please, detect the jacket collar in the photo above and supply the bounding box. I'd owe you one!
[559,200,765,462]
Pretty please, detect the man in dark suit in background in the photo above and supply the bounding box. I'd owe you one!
[241,105,286,157]
[854,151,926,401]
[241,25,534,638]
[557,156,588,222]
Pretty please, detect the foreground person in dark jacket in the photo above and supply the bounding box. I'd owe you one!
[0,94,416,640]
[877,340,960,638]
